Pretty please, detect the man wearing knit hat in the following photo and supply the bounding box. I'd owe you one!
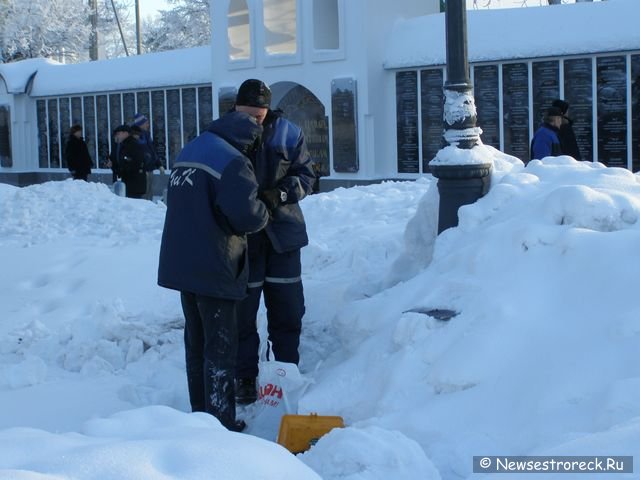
[234,79,316,405]
[132,112,164,200]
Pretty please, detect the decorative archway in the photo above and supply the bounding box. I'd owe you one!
[271,82,329,182]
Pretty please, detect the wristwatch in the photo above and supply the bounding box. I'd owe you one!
[279,189,288,203]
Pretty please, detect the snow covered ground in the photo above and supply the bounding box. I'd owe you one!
[1,151,639,479]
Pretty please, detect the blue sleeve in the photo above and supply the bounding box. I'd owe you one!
[217,157,270,235]
[276,125,316,202]
[143,131,160,167]
[532,130,552,160]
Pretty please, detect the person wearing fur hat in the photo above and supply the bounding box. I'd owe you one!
[233,79,316,405]
[530,106,563,162]
[64,125,93,181]
[552,99,582,161]
[132,112,164,200]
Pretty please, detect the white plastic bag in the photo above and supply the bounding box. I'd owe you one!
[246,360,308,440]
[113,179,126,197]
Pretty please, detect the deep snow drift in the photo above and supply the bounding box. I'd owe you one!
[1,153,639,479]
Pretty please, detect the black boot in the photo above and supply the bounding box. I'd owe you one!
[235,377,257,405]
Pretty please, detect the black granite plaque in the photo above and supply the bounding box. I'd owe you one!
[0,105,12,167]
[96,95,110,168]
[564,58,593,161]
[396,71,419,174]
[182,88,198,144]
[421,69,444,171]
[37,100,48,168]
[123,92,136,125]
[532,60,559,128]
[597,56,627,168]
[83,96,97,167]
[151,90,167,168]
[108,93,122,136]
[167,89,181,168]
[473,65,500,149]
[198,86,213,133]
[276,84,330,179]
[502,63,530,161]
[71,97,82,126]
[136,91,150,120]
[47,99,60,167]
[632,55,640,172]
[218,87,237,118]
[59,97,70,167]
[310,116,330,183]
[331,78,358,172]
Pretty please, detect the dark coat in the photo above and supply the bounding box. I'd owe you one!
[558,116,582,160]
[251,110,316,253]
[138,130,161,171]
[157,111,269,300]
[65,135,92,179]
[110,136,147,197]
[530,123,562,161]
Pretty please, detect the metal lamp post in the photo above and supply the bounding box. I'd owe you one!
[135,0,142,55]
[429,0,492,234]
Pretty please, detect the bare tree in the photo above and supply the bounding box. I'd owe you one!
[0,0,91,62]
[97,0,137,59]
[143,0,210,53]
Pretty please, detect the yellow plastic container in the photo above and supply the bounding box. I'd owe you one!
[277,413,344,454]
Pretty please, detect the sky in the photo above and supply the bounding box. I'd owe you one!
[1,146,640,479]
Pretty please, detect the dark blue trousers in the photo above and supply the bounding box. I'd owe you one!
[180,292,238,430]
[236,231,305,379]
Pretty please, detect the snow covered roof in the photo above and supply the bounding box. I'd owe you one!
[0,58,57,94]
[385,0,640,69]
[29,46,211,97]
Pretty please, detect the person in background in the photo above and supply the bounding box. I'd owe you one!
[552,99,582,161]
[530,106,563,162]
[130,124,143,141]
[132,112,163,200]
[157,111,270,432]
[65,124,93,181]
[108,124,147,199]
[233,79,316,405]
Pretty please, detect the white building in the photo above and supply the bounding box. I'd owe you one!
[211,0,438,187]
[0,47,214,190]
[1,0,639,191]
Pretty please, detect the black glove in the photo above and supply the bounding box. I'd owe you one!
[259,188,281,211]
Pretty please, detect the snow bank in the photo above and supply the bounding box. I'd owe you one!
[0,406,320,480]
[301,157,640,478]
[385,0,640,68]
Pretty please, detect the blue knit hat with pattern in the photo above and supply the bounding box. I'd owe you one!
[133,112,149,126]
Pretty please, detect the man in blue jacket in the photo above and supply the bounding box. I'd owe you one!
[132,112,164,200]
[158,111,269,432]
[530,106,563,162]
[233,79,316,405]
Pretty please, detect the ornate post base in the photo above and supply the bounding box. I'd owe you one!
[430,162,492,233]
